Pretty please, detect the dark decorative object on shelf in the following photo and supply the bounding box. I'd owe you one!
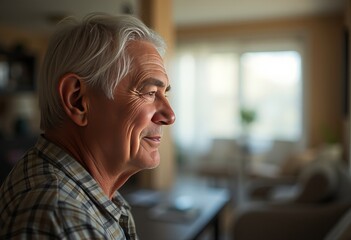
[13,116,30,137]
[0,44,36,93]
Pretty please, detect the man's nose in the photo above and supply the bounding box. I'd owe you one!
[151,98,176,125]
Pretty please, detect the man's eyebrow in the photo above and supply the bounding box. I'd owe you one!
[139,78,171,91]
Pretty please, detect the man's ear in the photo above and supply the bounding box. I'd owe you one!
[58,73,88,126]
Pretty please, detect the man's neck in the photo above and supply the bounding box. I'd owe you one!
[43,128,137,199]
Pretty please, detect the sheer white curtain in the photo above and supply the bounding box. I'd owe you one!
[170,38,306,166]
[170,45,239,161]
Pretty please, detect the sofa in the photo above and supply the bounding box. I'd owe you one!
[233,159,351,240]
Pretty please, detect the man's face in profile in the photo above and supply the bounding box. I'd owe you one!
[86,40,175,174]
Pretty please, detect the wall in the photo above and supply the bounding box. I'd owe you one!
[138,0,176,190]
[176,13,345,148]
[346,0,351,169]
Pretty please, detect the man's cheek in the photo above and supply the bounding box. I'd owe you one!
[124,98,147,119]
[129,106,154,127]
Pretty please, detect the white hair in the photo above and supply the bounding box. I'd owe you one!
[38,13,166,130]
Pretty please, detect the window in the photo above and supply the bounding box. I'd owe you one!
[171,38,305,162]
[240,51,302,141]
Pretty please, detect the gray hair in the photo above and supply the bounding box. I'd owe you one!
[38,13,166,130]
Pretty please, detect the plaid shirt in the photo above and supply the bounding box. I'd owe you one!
[0,136,138,239]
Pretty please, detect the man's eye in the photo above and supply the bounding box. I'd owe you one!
[141,91,157,101]
[147,91,157,97]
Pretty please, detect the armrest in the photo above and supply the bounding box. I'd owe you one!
[248,176,297,200]
[233,203,351,240]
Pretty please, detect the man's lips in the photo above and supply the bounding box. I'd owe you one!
[141,129,163,147]
[144,136,161,142]
[143,136,162,148]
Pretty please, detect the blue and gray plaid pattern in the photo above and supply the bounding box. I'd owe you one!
[0,136,138,239]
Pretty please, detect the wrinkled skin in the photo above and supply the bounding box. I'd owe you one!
[85,40,175,177]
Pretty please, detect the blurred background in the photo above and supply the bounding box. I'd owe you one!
[0,0,350,239]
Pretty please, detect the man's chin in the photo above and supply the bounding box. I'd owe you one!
[145,152,160,169]
[135,150,160,170]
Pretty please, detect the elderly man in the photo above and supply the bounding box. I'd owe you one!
[0,13,175,239]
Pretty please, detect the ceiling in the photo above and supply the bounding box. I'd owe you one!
[0,0,346,33]
[174,0,346,26]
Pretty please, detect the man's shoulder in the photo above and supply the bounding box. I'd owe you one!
[0,148,90,208]
[0,152,61,214]
[0,149,108,238]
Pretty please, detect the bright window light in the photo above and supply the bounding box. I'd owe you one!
[241,51,302,140]
[172,41,304,158]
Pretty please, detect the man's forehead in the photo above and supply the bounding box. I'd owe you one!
[135,74,170,89]
[127,40,159,56]
[137,55,166,73]
[126,41,169,87]
[127,41,164,66]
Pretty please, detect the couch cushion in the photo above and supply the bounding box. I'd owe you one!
[295,160,339,203]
